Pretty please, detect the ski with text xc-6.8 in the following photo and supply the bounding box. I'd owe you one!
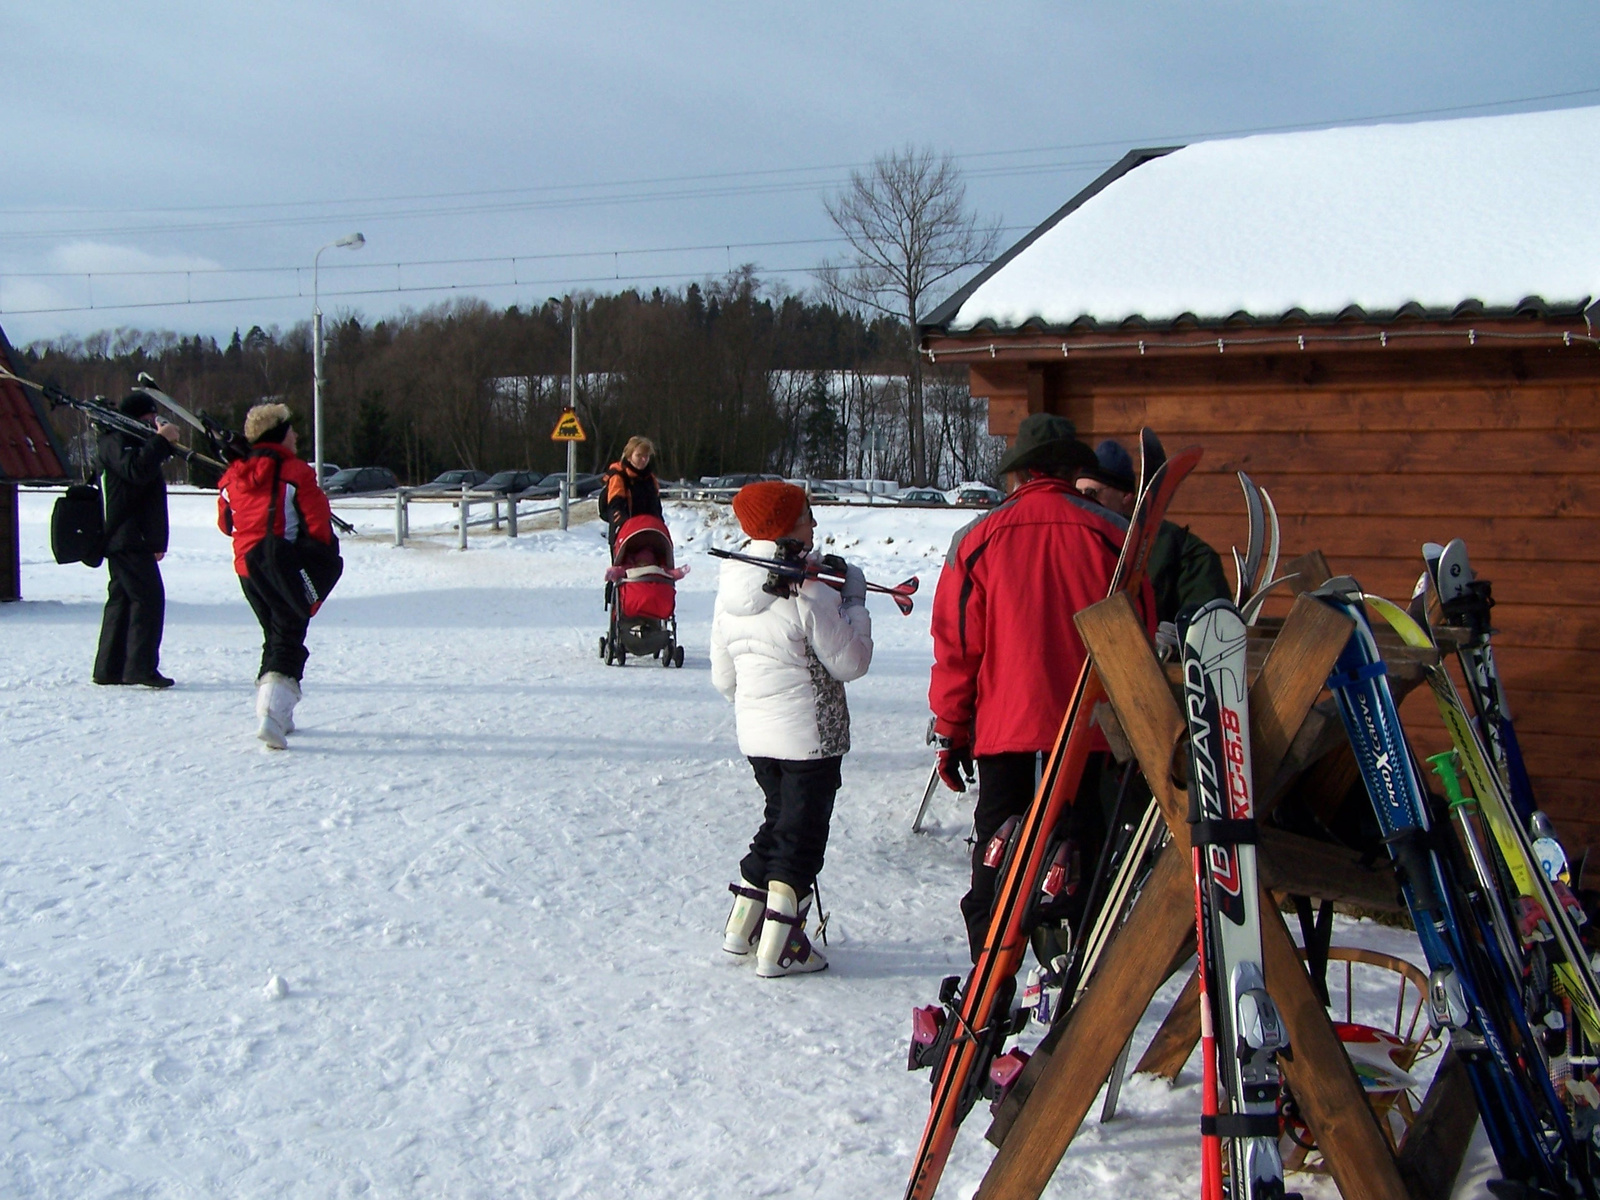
[902,430,1201,1200]
[1180,598,1290,1200]
[1314,580,1595,1198]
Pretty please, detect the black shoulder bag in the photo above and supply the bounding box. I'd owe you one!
[243,453,344,620]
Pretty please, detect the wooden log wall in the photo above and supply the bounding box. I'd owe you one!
[968,340,1600,858]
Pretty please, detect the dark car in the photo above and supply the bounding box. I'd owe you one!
[323,466,398,495]
[523,471,605,499]
[416,469,490,492]
[476,470,544,496]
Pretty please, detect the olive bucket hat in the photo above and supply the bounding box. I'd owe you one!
[996,413,1099,477]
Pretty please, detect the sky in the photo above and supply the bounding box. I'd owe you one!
[4,2,1599,348]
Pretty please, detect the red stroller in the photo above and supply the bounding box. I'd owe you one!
[600,515,685,667]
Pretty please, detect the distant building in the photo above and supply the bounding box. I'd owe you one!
[0,326,71,600]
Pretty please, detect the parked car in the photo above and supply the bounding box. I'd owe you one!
[523,471,605,499]
[475,470,544,496]
[415,469,490,492]
[315,462,341,482]
[947,482,1004,506]
[895,487,950,505]
[699,472,782,497]
[323,466,398,495]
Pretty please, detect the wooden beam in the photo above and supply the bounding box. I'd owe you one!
[974,847,1196,1200]
[1395,1048,1477,1200]
[1133,965,1200,1080]
[1261,901,1412,1200]
[1259,828,1406,913]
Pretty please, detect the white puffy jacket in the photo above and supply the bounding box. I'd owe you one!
[710,542,874,760]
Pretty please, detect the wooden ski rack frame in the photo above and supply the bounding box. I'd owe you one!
[969,578,1479,1200]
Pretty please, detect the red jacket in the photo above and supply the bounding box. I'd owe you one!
[929,477,1154,756]
[217,445,335,577]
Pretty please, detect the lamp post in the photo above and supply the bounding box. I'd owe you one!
[312,232,366,483]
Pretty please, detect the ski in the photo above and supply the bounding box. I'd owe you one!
[1430,538,1539,825]
[1315,580,1591,1197]
[1364,592,1600,1046]
[1180,598,1288,1200]
[903,430,1201,1200]
[707,547,919,615]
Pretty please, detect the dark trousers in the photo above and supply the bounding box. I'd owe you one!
[94,551,165,682]
[241,574,311,681]
[740,755,843,895]
[960,750,1111,962]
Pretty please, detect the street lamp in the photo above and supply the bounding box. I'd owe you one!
[312,232,365,482]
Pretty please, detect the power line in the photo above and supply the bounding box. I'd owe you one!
[0,262,840,318]
[3,84,1594,237]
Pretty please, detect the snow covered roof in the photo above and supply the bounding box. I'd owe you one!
[926,106,1600,334]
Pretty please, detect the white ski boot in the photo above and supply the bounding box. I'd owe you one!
[256,672,301,750]
[755,881,827,978]
[723,878,767,956]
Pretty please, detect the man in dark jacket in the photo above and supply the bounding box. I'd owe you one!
[1076,438,1230,624]
[94,393,181,687]
[928,414,1154,961]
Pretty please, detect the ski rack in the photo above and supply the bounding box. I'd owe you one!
[967,559,1483,1200]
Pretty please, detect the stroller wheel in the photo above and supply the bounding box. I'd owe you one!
[598,636,607,661]
[674,645,685,668]
[660,648,672,668]
[617,646,627,666]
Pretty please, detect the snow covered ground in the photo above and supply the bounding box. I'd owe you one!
[0,490,1490,1198]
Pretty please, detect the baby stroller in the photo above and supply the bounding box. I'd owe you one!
[600,514,685,667]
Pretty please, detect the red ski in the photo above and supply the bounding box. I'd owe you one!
[904,430,1201,1200]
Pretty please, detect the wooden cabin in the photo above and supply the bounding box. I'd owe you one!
[0,326,70,599]
[922,107,1600,857]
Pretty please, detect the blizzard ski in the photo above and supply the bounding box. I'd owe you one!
[903,430,1201,1200]
[1315,580,1592,1197]
[1180,599,1288,1200]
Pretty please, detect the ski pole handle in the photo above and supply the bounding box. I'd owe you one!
[1427,750,1472,812]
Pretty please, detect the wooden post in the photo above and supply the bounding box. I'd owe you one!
[0,483,19,601]
[977,592,1404,1200]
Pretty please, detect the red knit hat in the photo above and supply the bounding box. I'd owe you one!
[732,481,808,540]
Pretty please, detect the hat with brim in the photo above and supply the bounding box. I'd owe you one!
[996,413,1098,477]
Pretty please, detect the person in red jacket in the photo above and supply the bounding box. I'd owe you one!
[928,413,1152,962]
[216,403,336,749]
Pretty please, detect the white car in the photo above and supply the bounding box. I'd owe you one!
[894,487,950,506]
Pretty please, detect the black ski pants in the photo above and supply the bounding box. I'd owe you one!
[740,755,842,895]
[241,573,311,681]
[94,550,165,682]
[961,750,1112,963]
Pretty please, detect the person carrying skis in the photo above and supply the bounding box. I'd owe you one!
[1076,438,1229,624]
[929,414,1151,962]
[93,392,183,688]
[599,436,662,548]
[216,403,336,749]
[713,481,873,978]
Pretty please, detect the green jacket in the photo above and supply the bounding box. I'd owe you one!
[1147,521,1230,624]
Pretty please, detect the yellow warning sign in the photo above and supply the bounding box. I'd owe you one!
[551,408,587,441]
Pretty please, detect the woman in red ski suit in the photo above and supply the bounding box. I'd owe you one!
[216,403,335,748]
[928,414,1153,961]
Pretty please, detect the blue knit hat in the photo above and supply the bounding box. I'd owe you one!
[1082,439,1137,493]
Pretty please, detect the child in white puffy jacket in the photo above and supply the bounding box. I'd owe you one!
[712,481,873,977]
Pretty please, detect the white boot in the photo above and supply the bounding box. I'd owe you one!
[755,881,828,978]
[723,878,767,956]
[256,672,300,750]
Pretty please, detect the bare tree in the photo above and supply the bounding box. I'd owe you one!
[818,146,999,485]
